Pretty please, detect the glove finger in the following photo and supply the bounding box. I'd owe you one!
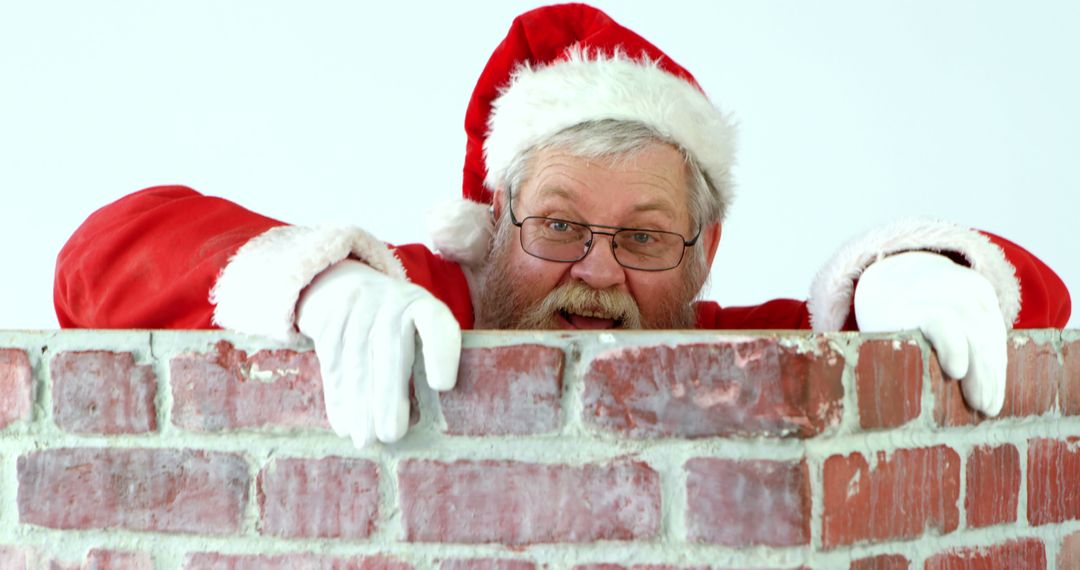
[961,313,1008,417]
[921,313,970,381]
[370,304,412,443]
[350,423,376,449]
[340,307,376,448]
[409,295,462,392]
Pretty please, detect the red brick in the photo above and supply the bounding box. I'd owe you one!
[399,458,660,544]
[441,560,535,570]
[1062,339,1080,416]
[1002,339,1060,416]
[856,339,922,429]
[171,341,328,431]
[822,445,960,548]
[924,538,1046,570]
[931,357,981,427]
[440,345,563,436]
[3,548,95,570]
[965,444,1020,528]
[0,546,29,570]
[685,458,809,547]
[850,554,908,570]
[582,338,844,438]
[1027,437,1080,525]
[183,553,411,570]
[257,456,378,539]
[0,349,33,428]
[933,338,1061,426]
[85,549,154,570]
[1060,530,1080,570]
[18,447,248,534]
[51,351,156,434]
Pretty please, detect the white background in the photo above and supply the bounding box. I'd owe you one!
[1,0,1075,329]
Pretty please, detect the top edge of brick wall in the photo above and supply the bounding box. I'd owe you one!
[1,329,1076,439]
[0,327,1073,350]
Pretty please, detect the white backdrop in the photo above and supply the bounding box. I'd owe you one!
[1,0,1076,329]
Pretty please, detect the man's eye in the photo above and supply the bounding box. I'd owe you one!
[630,232,655,244]
[548,221,572,232]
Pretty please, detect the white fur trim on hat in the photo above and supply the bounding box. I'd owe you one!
[210,225,406,343]
[428,198,494,266]
[808,218,1021,332]
[484,47,736,213]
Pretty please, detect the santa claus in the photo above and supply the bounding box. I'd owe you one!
[55,4,1070,448]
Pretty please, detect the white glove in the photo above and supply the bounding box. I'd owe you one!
[854,251,1007,416]
[296,259,461,447]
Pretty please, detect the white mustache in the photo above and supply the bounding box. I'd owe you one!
[532,282,643,328]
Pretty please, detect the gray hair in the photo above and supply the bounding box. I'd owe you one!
[497,119,727,228]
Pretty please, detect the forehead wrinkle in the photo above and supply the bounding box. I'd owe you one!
[626,164,683,188]
[525,157,586,193]
[527,153,584,185]
[522,147,690,227]
[530,162,680,203]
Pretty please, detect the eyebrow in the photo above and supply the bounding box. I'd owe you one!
[535,186,577,201]
[535,186,679,224]
[632,199,677,217]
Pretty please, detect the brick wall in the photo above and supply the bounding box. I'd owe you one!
[0,329,1078,569]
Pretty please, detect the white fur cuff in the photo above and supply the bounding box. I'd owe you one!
[485,48,736,214]
[808,219,1021,331]
[428,198,494,266]
[210,225,406,342]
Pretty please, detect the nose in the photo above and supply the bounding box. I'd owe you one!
[569,234,627,290]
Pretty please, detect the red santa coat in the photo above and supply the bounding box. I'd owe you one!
[55,185,1071,337]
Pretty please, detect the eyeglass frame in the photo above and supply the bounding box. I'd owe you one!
[505,187,702,272]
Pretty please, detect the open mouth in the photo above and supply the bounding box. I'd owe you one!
[557,309,623,330]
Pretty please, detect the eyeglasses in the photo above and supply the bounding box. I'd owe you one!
[507,190,701,271]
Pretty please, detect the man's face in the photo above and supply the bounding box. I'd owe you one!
[476,142,715,330]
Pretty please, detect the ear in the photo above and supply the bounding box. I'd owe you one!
[491,187,506,221]
[703,222,722,269]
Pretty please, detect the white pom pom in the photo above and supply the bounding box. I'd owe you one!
[427,199,494,266]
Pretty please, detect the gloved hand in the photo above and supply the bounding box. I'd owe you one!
[854,251,1007,416]
[296,259,461,447]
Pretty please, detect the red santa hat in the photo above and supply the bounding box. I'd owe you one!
[429,3,736,265]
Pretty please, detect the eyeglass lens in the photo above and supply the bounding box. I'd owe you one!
[520,217,685,270]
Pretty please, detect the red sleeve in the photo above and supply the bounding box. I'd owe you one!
[985,232,1071,328]
[694,298,815,330]
[54,186,284,329]
[392,243,476,330]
